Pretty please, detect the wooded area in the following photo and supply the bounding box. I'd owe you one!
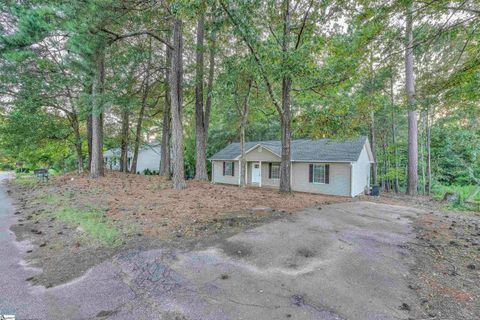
[0,0,479,198]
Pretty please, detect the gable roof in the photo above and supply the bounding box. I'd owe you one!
[209,136,369,162]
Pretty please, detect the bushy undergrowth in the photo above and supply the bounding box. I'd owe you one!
[432,184,480,211]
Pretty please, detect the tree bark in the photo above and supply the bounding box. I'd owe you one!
[87,114,92,170]
[90,46,105,178]
[237,79,252,188]
[420,111,426,195]
[71,114,83,174]
[170,19,186,189]
[86,83,93,171]
[204,30,216,147]
[390,76,399,193]
[131,38,152,174]
[426,107,432,195]
[194,11,208,180]
[120,110,129,172]
[279,0,292,193]
[160,40,172,177]
[370,112,378,185]
[405,1,418,195]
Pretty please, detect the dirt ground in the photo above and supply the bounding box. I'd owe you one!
[7,171,346,287]
[360,193,480,319]
[5,173,480,319]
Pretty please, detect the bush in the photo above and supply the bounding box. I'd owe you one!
[143,169,159,175]
[432,183,480,211]
[0,163,14,170]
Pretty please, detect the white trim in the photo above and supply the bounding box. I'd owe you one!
[312,163,327,184]
[245,161,248,185]
[292,160,352,163]
[364,139,375,163]
[238,160,241,185]
[259,161,262,187]
[270,162,281,180]
[233,144,281,160]
[350,162,354,197]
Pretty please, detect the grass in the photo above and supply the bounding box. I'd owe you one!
[14,173,40,188]
[56,207,122,247]
[432,184,480,211]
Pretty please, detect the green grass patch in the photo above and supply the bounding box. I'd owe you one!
[432,184,480,211]
[14,174,40,188]
[56,207,122,247]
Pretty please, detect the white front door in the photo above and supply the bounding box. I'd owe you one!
[251,163,261,184]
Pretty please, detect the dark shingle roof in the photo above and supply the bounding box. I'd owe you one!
[209,136,368,162]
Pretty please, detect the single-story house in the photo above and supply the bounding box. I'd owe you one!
[104,143,161,174]
[209,136,374,197]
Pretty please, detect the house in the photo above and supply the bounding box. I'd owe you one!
[104,143,161,174]
[209,136,374,197]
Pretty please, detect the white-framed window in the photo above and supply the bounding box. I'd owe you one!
[270,163,280,179]
[313,164,326,184]
[224,161,234,176]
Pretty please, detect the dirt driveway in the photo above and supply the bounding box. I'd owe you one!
[1,171,422,320]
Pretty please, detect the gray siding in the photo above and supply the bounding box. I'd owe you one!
[245,146,280,162]
[135,147,161,173]
[291,162,351,196]
[261,162,280,187]
[212,160,239,185]
[352,145,371,196]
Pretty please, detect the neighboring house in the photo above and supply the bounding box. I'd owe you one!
[104,143,161,174]
[209,136,374,197]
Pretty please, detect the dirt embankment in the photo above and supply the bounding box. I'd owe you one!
[361,193,480,319]
[7,172,346,287]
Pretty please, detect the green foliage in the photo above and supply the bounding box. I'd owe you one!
[56,207,121,246]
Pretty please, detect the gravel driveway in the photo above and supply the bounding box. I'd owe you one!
[0,172,421,320]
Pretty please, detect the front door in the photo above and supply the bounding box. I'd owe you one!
[251,162,261,184]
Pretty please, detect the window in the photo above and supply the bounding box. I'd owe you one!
[309,164,329,184]
[313,164,326,183]
[223,162,234,176]
[269,163,280,179]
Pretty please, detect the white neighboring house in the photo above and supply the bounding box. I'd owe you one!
[104,143,161,174]
[209,136,374,197]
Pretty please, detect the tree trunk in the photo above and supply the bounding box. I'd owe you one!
[131,39,152,174]
[238,79,252,188]
[120,110,129,172]
[370,112,378,185]
[194,11,208,180]
[87,114,92,170]
[170,18,186,189]
[239,118,247,187]
[86,83,93,171]
[279,0,292,193]
[72,114,83,174]
[160,40,172,177]
[405,1,418,195]
[90,46,105,178]
[390,76,399,193]
[420,111,426,195]
[130,103,145,174]
[204,30,216,147]
[426,107,432,195]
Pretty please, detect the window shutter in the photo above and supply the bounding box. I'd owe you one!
[309,164,313,183]
[223,162,226,176]
[269,163,272,179]
[231,162,235,176]
[325,164,330,184]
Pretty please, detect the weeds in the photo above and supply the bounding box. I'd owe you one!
[56,207,122,246]
[432,184,480,212]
